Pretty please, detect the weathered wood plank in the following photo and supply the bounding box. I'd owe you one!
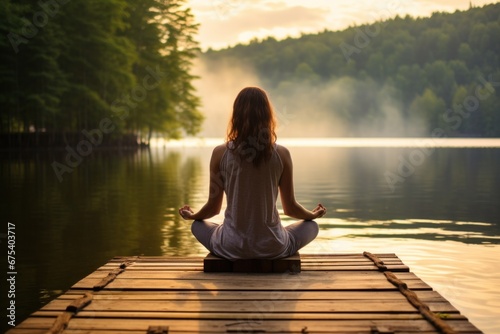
[82,270,420,279]
[97,262,409,272]
[10,317,481,333]
[301,264,409,272]
[41,298,459,314]
[106,253,401,261]
[300,253,400,258]
[58,289,449,302]
[301,259,405,264]
[97,265,406,272]
[71,277,431,291]
[78,271,423,283]
[31,310,469,321]
[100,258,405,266]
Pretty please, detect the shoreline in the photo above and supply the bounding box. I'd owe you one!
[0,132,146,149]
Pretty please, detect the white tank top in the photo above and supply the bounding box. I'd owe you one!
[209,143,290,259]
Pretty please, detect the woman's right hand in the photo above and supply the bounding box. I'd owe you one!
[312,203,327,218]
[179,205,195,220]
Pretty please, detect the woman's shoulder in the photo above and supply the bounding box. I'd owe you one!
[275,144,292,165]
[212,144,227,158]
[209,144,227,168]
[213,143,227,152]
[275,143,290,156]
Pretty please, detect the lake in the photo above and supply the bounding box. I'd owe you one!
[1,137,500,333]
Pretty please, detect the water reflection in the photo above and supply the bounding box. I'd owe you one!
[1,147,211,330]
[288,146,500,239]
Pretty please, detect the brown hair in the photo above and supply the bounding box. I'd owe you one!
[226,87,277,166]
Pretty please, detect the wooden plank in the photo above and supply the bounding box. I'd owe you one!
[78,270,422,281]
[300,259,405,264]
[106,253,400,261]
[301,265,409,272]
[41,298,459,314]
[58,290,449,302]
[300,253,400,258]
[71,277,431,291]
[97,261,409,272]
[9,317,482,333]
[100,259,405,266]
[150,270,417,284]
[97,265,409,273]
[31,310,469,321]
[100,254,402,265]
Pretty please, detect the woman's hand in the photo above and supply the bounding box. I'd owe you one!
[311,203,327,219]
[179,205,195,220]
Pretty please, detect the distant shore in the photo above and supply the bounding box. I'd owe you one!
[0,133,147,149]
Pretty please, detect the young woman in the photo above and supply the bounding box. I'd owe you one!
[179,87,326,259]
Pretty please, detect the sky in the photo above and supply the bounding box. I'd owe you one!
[187,0,498,50]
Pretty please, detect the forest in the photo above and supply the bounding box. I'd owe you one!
[203,3,500,137]
[0,0,203,146]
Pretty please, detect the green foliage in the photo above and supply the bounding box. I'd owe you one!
[0,0,202,140]
[204,3,500,137]
[409,89,447,133]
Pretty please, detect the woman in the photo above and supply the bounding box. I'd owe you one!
[179,87,326,259]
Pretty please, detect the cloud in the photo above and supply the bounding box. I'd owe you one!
[228,6,327,29]
[196,4,329,49]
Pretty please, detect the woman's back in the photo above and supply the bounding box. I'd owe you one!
[209,144,290,259]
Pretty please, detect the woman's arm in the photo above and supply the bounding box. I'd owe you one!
[277,145,326,220]
[179,145,226,221]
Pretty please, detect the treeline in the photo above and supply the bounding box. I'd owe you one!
[0,0,203,145]
[204,3,500,137]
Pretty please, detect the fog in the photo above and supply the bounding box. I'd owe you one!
[191,58,261,138]
[192,58,421,139]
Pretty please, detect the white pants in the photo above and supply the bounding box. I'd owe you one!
[191,220,319,258]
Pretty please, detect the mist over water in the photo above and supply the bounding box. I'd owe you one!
[192,58,261,137]
[192,58,425,138]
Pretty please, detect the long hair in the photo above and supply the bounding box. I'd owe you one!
[226,87,277,166]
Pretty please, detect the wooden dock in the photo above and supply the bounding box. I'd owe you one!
[8,253,482,334]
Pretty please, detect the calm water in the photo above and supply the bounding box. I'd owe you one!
[1,138,500,333]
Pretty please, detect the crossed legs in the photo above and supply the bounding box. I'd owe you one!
[191,219,319,257]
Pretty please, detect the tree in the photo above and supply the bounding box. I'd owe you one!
[408,89,446,135]
[56,0,136,134]
[424,60,456,105]
[124,0,203,142]
[0,0,25,133]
